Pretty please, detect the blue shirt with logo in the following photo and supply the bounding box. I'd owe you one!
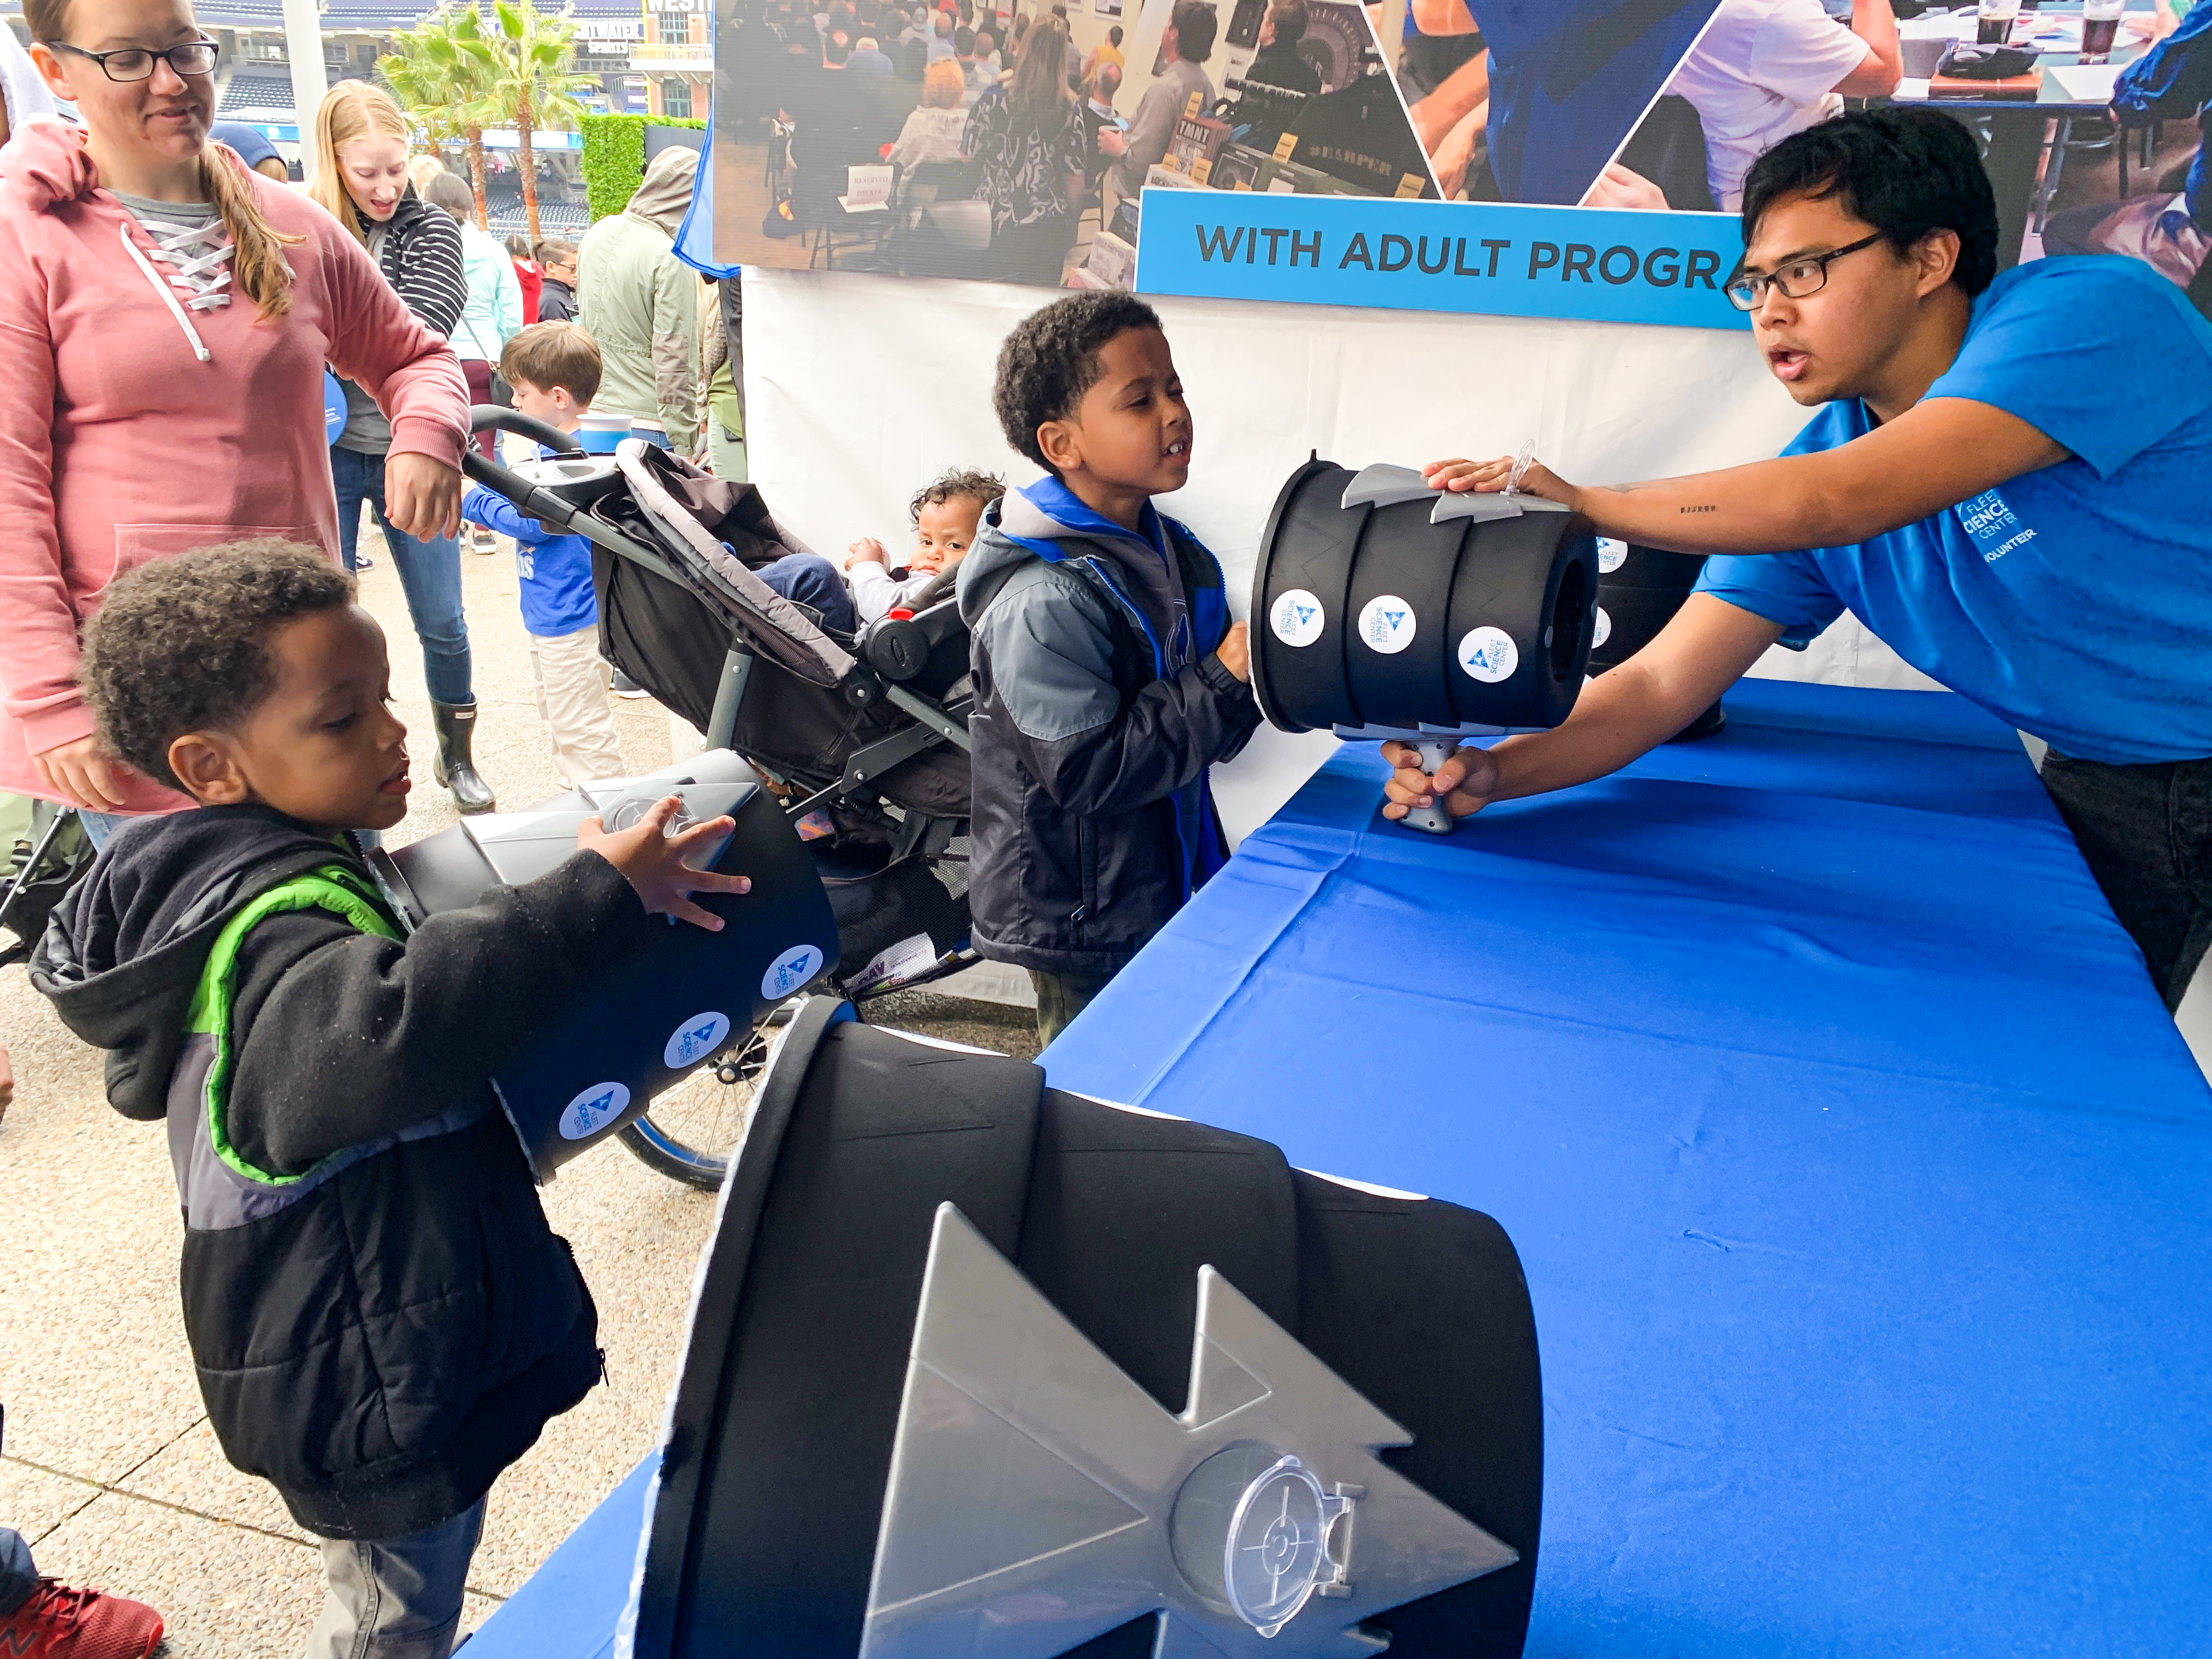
[462,481,598,639]
[1696,256,2212,765]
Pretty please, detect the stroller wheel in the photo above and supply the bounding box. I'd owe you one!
[618,1025,776,1189]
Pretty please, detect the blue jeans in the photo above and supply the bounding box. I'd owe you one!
[77,809,127,851]
[756,553,856,634]
[329,446,473,706]
[0,1526,34,1618]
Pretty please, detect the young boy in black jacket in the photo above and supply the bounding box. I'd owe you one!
[957,293,1261,1044]
[32,541,748,1659]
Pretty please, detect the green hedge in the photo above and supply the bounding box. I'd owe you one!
[579,114,707,222]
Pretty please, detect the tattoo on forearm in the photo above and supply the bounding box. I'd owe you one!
[1680,505,1717,514]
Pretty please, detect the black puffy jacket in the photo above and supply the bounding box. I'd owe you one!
[955,480,1261,978]
[33,807,649,1539]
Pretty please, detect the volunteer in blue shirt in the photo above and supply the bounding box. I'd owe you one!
[1395,108,2212,1010]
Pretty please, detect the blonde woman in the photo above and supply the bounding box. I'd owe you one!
[0,0,467,838]
[890,56,972,176]
[308,80,494,811]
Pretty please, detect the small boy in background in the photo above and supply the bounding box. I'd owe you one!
[845,467,1005,623]
[958,293,1259,1044]
[463,322,628,787]
[34,541,746,1659]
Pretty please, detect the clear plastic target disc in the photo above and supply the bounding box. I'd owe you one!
[606,794,696,835]
[1223,1455,1330,1635]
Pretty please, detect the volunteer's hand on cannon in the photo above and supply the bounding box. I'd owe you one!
[579,795,753,930]
[1379,741,1501,825]
[1424,454,1580,510]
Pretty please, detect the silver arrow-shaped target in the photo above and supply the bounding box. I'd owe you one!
[858,1204,1517,1659]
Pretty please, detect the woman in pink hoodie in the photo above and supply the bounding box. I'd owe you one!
[0,0,469,834]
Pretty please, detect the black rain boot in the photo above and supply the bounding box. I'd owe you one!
[431,699,496,815]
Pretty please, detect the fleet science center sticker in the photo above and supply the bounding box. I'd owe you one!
[1457,627,1518,683]
[1269,588,1325,647]
[763,944,825,1001]
[560,1081,631,1141]
[664,1011,732,1070]
[1357,595,1417,654]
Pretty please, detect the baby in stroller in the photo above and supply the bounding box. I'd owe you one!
[845,467,1006,624]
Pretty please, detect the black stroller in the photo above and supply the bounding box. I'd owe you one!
[462,409,980,1183]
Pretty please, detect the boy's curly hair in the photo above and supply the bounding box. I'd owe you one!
[992,292,1163,473]
[909,467,1007,522]
[80,540,356,792]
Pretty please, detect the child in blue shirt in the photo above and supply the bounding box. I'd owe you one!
[463,324,627,786]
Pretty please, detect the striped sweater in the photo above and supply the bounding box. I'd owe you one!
[335,190,467,454]
[365,190,468,337]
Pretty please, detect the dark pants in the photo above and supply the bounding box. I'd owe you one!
[0,1527,33,1619]
[1,1405,33,1619]
[1030,968,1114,1047]
[2041,750,2212,1011]
[462,359,498,461]
[991,213,1078,285]
[756,553,857,634]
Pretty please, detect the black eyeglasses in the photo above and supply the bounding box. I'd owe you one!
[51,37,221,83]
[1723,233,1884,312]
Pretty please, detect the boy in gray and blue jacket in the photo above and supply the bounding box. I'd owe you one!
[958,294,1261,1044]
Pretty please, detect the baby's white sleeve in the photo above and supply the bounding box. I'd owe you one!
[849,560,900,623]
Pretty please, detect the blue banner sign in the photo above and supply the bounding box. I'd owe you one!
[1135,195,1749,332]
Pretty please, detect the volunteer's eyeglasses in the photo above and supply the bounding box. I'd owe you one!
[50,37,221,82]
[1722,233,1884,312]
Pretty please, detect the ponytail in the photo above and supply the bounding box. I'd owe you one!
[202,144,303,320]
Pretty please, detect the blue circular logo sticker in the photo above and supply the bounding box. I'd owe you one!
[1269,588,1325,648]
[558,1080,631,1142]
[1356,595,1416,654]
[1457,626,1518,683]
[664,1011,732,1070]
[762,944,824,1001]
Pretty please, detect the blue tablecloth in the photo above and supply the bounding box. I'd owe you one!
[1044,679,2212,1657]
[469,678,2212,1658]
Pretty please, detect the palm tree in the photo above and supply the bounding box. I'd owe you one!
[381,7,504,226]
[486,0,597,241]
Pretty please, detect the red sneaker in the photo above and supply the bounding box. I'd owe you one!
[0,1579,163,1659]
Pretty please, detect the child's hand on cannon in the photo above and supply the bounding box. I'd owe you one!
[578,797,752,930]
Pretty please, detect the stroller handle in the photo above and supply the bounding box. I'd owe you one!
[468,404,582,453]
[461,404,594,537]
